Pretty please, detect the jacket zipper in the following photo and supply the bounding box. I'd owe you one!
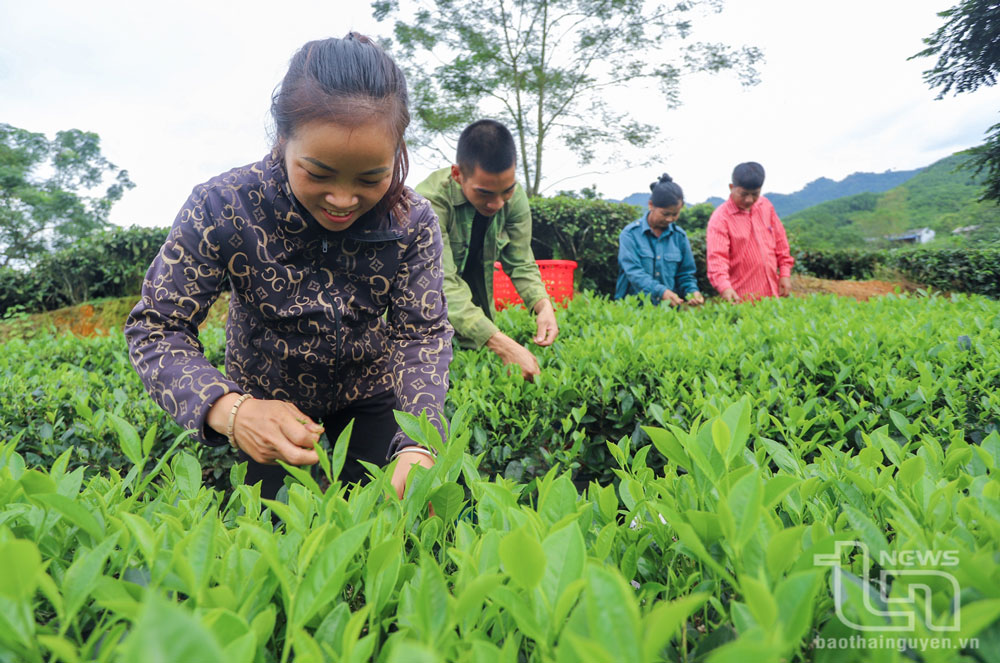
[333,300,341,404]
[320,237,339,401]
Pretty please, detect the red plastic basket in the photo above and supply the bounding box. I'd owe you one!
[493,259,578,311]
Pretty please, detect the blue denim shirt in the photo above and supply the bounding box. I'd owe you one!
[615,213,699,301]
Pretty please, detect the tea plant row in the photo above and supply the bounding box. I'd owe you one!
[2,400,998,661]
[3,292,998,487]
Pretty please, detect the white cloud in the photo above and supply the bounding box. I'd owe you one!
[1,0,997,225]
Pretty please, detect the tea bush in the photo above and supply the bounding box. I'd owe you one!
[891,247,1000,298]
[451,291,1000,483]
[794,249,886,280]
[3,211,998,320]
[3,293,1000,660]
[796,246,1000,299]
[0,225,168,316]
[1,400,997,662]
[529,196,640,294]
[529,197,715,296]
[0,324,233,488]
[3,292,999,490]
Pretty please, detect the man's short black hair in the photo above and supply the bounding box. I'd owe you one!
[456,120,517,174]
[732,162,765,190]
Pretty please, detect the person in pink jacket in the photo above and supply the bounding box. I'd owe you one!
[705,162,795,303]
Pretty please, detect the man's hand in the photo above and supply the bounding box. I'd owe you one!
[486,331,541,381]
[208,394,322,466]
[720,288,741,304]
[685,291,705,306]
[661,289,684,307]
[390,448,436,500]
[532,298,559,346]
[778,276,792,297]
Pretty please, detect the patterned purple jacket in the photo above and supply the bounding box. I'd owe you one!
[124,150,453,453]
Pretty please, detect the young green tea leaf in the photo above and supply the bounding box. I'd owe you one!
[117,592,227,663]
[500,526,546,590]
[0,539,41,601]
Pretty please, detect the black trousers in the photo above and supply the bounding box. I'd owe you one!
[238,389,398,501]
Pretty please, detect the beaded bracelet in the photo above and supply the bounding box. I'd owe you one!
[390,446,436,461]
[226,393,254,449]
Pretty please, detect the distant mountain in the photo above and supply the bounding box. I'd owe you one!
[614,193,723,209]
[766,168,924,216]
[618,192,650,208]
[783,152,1000,248]
[611,167,924,217]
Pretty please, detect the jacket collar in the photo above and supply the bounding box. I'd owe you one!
[445,171,473,207]
[640,213,676,238]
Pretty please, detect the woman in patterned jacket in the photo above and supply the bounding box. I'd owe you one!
[125,34,453,502]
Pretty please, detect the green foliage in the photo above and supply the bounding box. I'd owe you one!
[678,202,713,232]
[793,248,886,280]
[796,246,1000,299]
[554,185,602,200]
[529,196,640,293]
[3,383,1000,660]
[685,230,713,295]
[374,0,761,195]
[451,291,1000,484]
[966,120,1000,204]
[0,267,40,318]
[913,1,1000,203]
[784,153,1000,249]
[0,325,233,489]
[0,123,134,267]
[912,0,1000,97]
[0,225,168,315]
[529,197,712,295]
[891,248,1000,298]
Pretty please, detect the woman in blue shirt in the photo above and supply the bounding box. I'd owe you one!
[614,173,704,306]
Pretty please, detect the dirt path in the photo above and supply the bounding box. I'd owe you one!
[0,293,231,341]
[789,274,920,301]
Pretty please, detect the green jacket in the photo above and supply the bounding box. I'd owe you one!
[415,167,547,348]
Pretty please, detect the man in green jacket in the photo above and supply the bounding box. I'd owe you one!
[415,120,558,380]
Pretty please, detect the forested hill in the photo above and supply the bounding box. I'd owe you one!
[614,166,923,216]
[765,168,924,216]
[783,152,1000,248]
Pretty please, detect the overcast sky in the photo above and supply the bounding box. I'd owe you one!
[3,0,999,227]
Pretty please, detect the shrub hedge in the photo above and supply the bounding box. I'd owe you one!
[3,203,998,318]
[0,225,167,316]
[5,291,998,489]
[529,197,715,296]
[890,247,1000,298]
[796,246,1000,298]
[528,197,639,294]
[792,248,885,281]
[452,291,1000,483]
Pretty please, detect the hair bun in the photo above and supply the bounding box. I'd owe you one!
[650,173,673,191]
[344,31,371,43]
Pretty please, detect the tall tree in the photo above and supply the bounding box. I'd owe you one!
[372,0,761,196]
[0,124,134,267]
[913,1,1000,202]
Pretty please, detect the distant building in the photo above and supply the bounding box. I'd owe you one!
[888,228,935,244]
[951,225,981,235]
